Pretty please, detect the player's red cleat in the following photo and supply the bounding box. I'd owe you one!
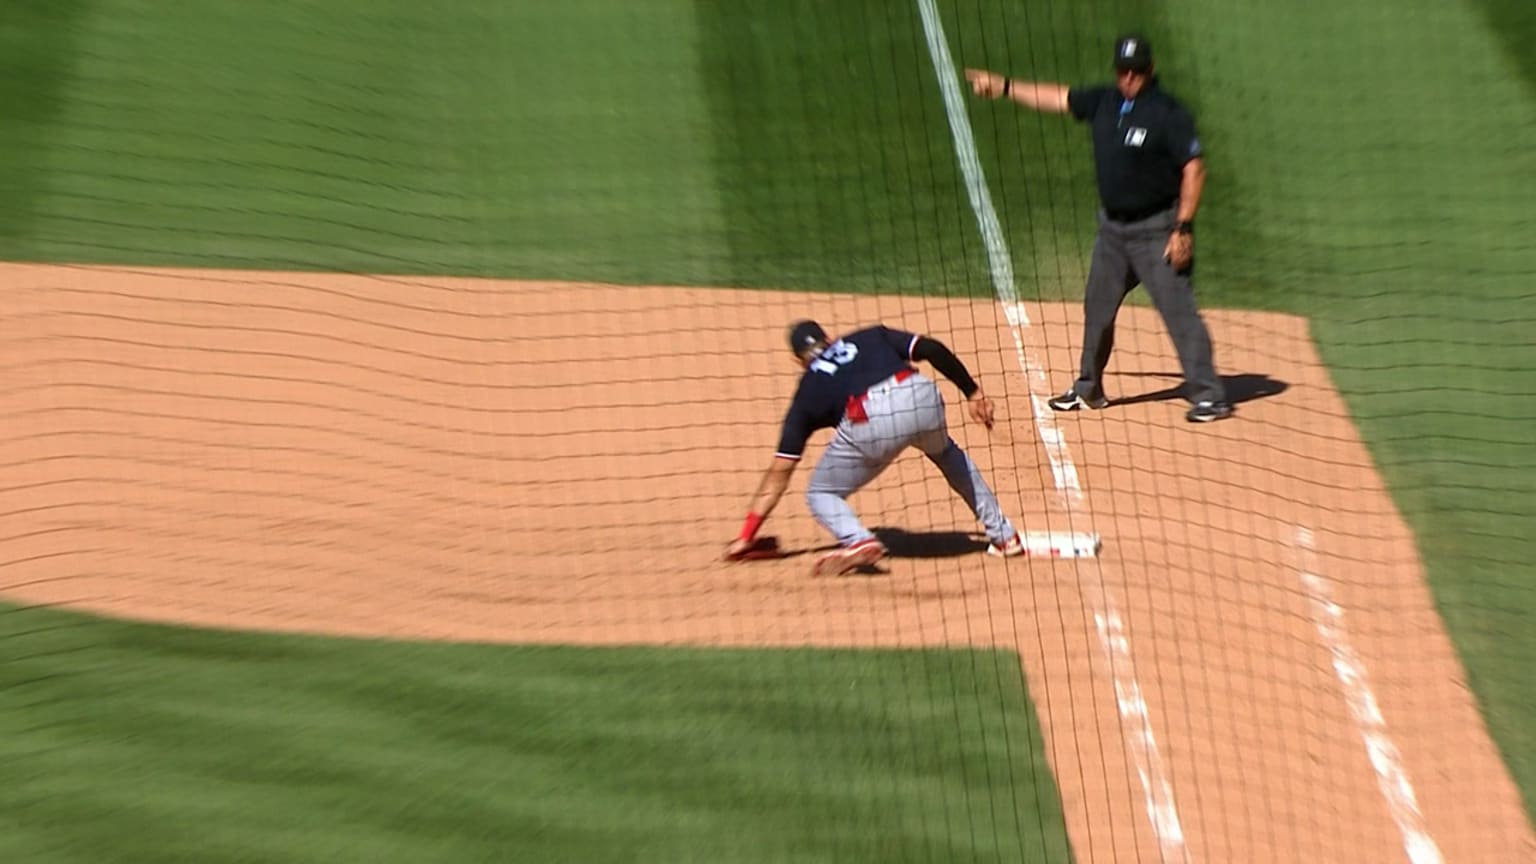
[987,534,1025,557]
[810,538,886,577]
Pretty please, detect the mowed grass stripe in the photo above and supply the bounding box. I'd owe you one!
[0,604,1071,863]
[0,0,729,282]
[1,0,1532,832]
[1165,0,1536,817]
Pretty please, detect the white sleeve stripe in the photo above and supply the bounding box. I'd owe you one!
[773,452,802,461]
[907,334,919,360]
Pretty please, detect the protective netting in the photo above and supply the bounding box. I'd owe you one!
[1,1,1532,861]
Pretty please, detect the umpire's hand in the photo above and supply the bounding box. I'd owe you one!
[1164,231,1194,271]
[965,69,1006,99]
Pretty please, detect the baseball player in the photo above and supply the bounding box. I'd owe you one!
[724,320,1025,577]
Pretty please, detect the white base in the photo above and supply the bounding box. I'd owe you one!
[1017,531,1101,558]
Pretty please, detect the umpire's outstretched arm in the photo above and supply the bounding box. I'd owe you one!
[963,69,1070,113]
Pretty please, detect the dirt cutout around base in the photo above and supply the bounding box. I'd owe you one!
[1,263,1531,862]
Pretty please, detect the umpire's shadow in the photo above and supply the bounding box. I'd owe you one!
[872,527,989,559]
[1109,371,1289,407]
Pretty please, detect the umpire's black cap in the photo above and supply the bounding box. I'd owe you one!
[787,319,828,356]
[1113,34,1153,72]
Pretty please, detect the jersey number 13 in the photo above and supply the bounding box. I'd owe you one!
[809,340,858,376]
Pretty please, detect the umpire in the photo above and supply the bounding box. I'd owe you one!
[966,35,1232,422]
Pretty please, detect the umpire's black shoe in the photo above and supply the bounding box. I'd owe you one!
[1048,388,1109,411]
[1186,400,1234,423]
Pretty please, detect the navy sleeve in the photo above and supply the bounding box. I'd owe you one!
[774,388,815,460]
[911,336,980,398]
[1067,85,1109,122]
[876,326,920,360]
[1166,104,1204,166]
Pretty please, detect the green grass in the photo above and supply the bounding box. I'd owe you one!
[696,0,1166,297]
[0,1,91,240]
[0,0,1124,297]
[1473,0,1536,91]
[0,604,1069,863]
[0,2,1080,859]
[1,0,1534,841]
[937,0,1536,817]
[695,0,979,293]
[1158,0,1536,814]
[0,0,732,283]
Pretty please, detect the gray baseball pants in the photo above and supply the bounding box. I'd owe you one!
[805,372,1015,548]
[1072,207,1226,404]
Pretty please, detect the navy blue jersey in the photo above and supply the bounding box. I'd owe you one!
[774,326,919,460]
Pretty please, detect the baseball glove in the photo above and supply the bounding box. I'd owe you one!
[725,535,784,561]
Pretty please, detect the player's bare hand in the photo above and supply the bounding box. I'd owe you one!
[724,538,753,561]
[967,391,996,429]
[965,69,1004,99]
[1164,231,1193,270]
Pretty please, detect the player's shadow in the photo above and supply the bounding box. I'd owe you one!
[799,529,988,577]
[1109,371,1288,407]
[872,527,989,559]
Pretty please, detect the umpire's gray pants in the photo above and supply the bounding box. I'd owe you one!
[1073,207,1226,404]
[805,372,1015,548]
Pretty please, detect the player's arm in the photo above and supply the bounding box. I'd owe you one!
[964,69,1070,114]
[910,335,996,429]
[724,404,812,559]
[723,457,797,560]
[744,457,796,524]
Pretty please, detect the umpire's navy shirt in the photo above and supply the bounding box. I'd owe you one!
[1068,79,1203,216]
[774,326,919,460]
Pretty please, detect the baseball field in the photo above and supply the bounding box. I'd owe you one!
[1,0,1533,862]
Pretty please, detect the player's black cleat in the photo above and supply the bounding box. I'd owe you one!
[1047,388,1109,411]
[1185,400,1234,423]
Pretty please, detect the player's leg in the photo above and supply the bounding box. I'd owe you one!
[908,380,1018,547]
[1128,220,1228,411]
[924,439,1018,548]
[805,426,896,576]
[807,377,939,544]
[804,431,884,547]
[1062,218,1137,408]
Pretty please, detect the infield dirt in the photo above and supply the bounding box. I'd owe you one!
[1,263,1530,862]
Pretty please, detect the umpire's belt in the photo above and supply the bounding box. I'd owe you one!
[1104,201,1174,223]
[844,368,917,425]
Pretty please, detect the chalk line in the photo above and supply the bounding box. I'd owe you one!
[1293,526,1443,864]
[914,2,1189,859]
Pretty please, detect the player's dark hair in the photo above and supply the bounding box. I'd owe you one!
[787,320,828,357]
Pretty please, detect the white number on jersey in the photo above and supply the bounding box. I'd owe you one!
[809,340,859,376]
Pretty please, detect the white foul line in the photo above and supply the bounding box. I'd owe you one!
[913,2,1189,860]
[1094,610,1189,854]
[909,0,1080,502]
[1004,302,1082,502]
[1293,527,1443,864]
